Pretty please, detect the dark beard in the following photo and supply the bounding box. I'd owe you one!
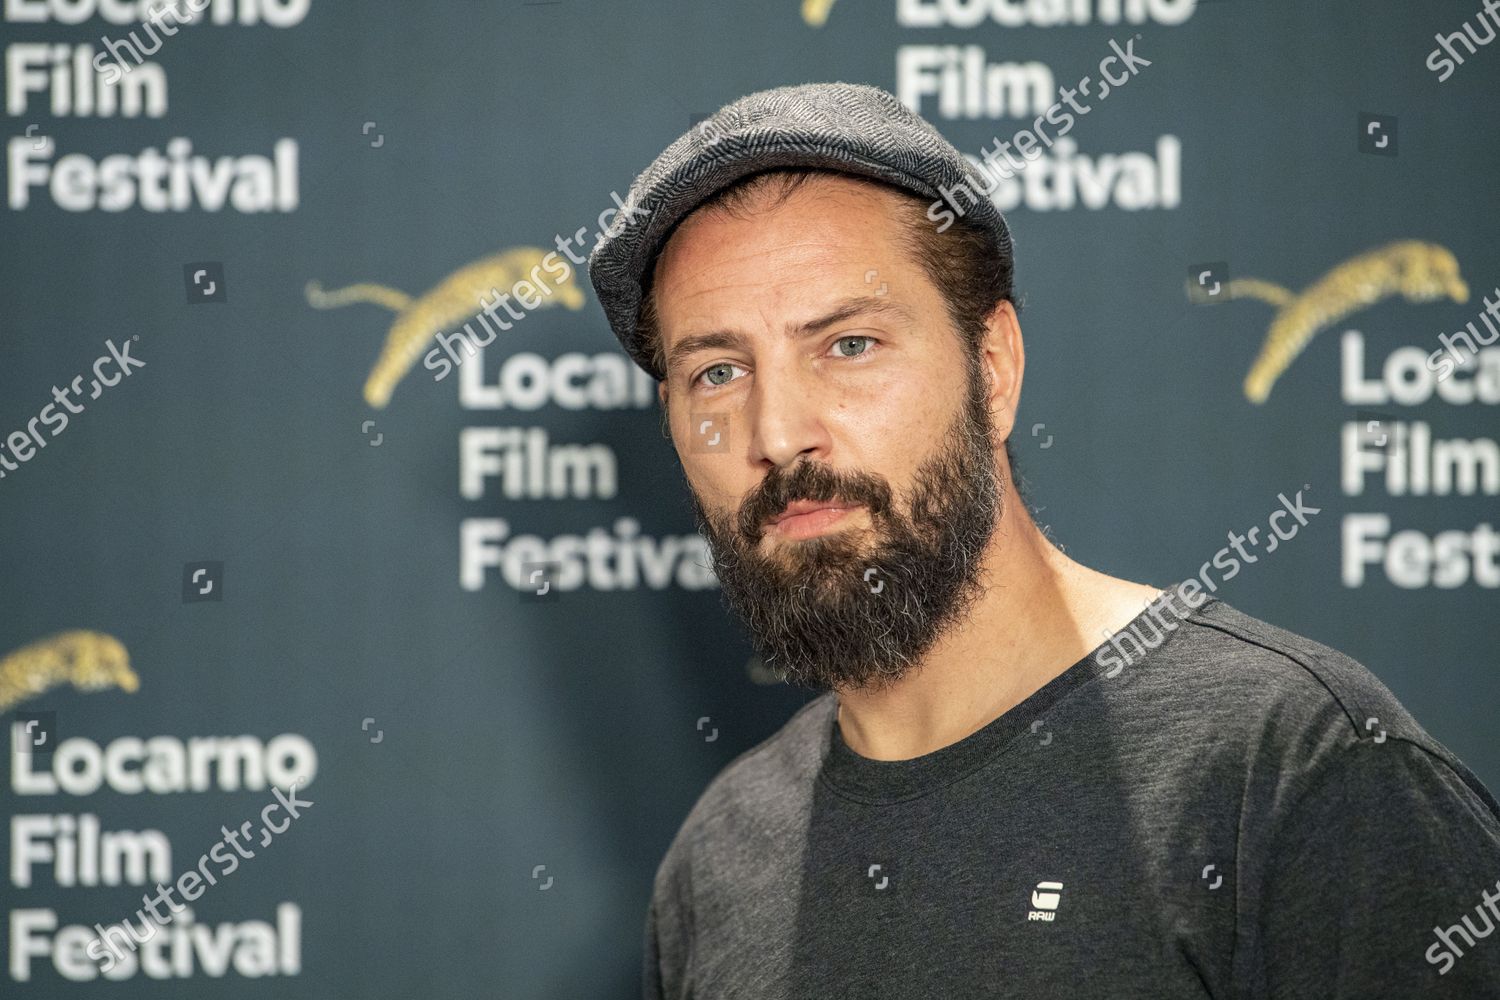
[688,359,1003,693]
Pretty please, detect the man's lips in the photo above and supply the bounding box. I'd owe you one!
[764,500,863,539]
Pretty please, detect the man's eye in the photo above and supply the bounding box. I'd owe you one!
[697,362,743,388]
[832,335,873,358]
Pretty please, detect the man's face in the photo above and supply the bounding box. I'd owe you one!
[652,175,1007,692]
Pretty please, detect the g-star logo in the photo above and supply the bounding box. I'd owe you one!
[1027,880,1064,922]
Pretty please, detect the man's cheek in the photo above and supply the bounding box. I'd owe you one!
[686,473,740,524]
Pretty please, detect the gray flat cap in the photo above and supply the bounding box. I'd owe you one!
[586,81,1014,380]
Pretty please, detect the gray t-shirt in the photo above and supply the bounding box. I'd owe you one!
[643,589,1500,998]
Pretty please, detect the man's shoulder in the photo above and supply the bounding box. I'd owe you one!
[702,692,832,804]
[1167,596,1403,739]
[1153,595,1496,809]
[656,693,833,872]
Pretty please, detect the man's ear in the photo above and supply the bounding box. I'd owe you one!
[979,299,1024,444]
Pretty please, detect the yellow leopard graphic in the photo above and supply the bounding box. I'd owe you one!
[306,247,588,408]
[0,631,138,712]
[1223,241,1469,404]
[802,0,838,26]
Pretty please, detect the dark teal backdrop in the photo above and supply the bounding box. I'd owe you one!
[3,0,1497,995]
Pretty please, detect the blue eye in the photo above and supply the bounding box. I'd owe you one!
[833,336,872,357]
[697,362,742,388]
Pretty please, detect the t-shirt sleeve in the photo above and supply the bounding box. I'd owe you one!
[643,895,667,1000]
[1256,737,1500,997]
[642,846,694,1000]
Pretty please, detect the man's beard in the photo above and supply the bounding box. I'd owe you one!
[687,358,1003,693]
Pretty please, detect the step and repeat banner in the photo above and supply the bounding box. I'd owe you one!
[2,0,1497,995]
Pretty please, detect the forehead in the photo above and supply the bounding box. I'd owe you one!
[650,174,920,307]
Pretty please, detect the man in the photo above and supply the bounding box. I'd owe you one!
[587,82,1500,998]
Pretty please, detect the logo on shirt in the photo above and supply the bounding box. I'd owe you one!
[1027,881,1064,922]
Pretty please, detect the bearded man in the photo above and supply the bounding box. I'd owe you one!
[587,82,1500,999]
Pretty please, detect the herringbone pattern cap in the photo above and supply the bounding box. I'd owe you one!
[586,81,1014,379]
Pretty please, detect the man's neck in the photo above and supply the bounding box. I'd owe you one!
[832,507,1163,761]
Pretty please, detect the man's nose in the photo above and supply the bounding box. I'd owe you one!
[746,363,832,471]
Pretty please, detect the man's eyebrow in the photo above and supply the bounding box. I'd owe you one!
[792,295,917,337]
[666,331,749,377]
[664,295,917,377]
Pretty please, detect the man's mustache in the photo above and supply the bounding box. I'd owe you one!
[736,459,895,541]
